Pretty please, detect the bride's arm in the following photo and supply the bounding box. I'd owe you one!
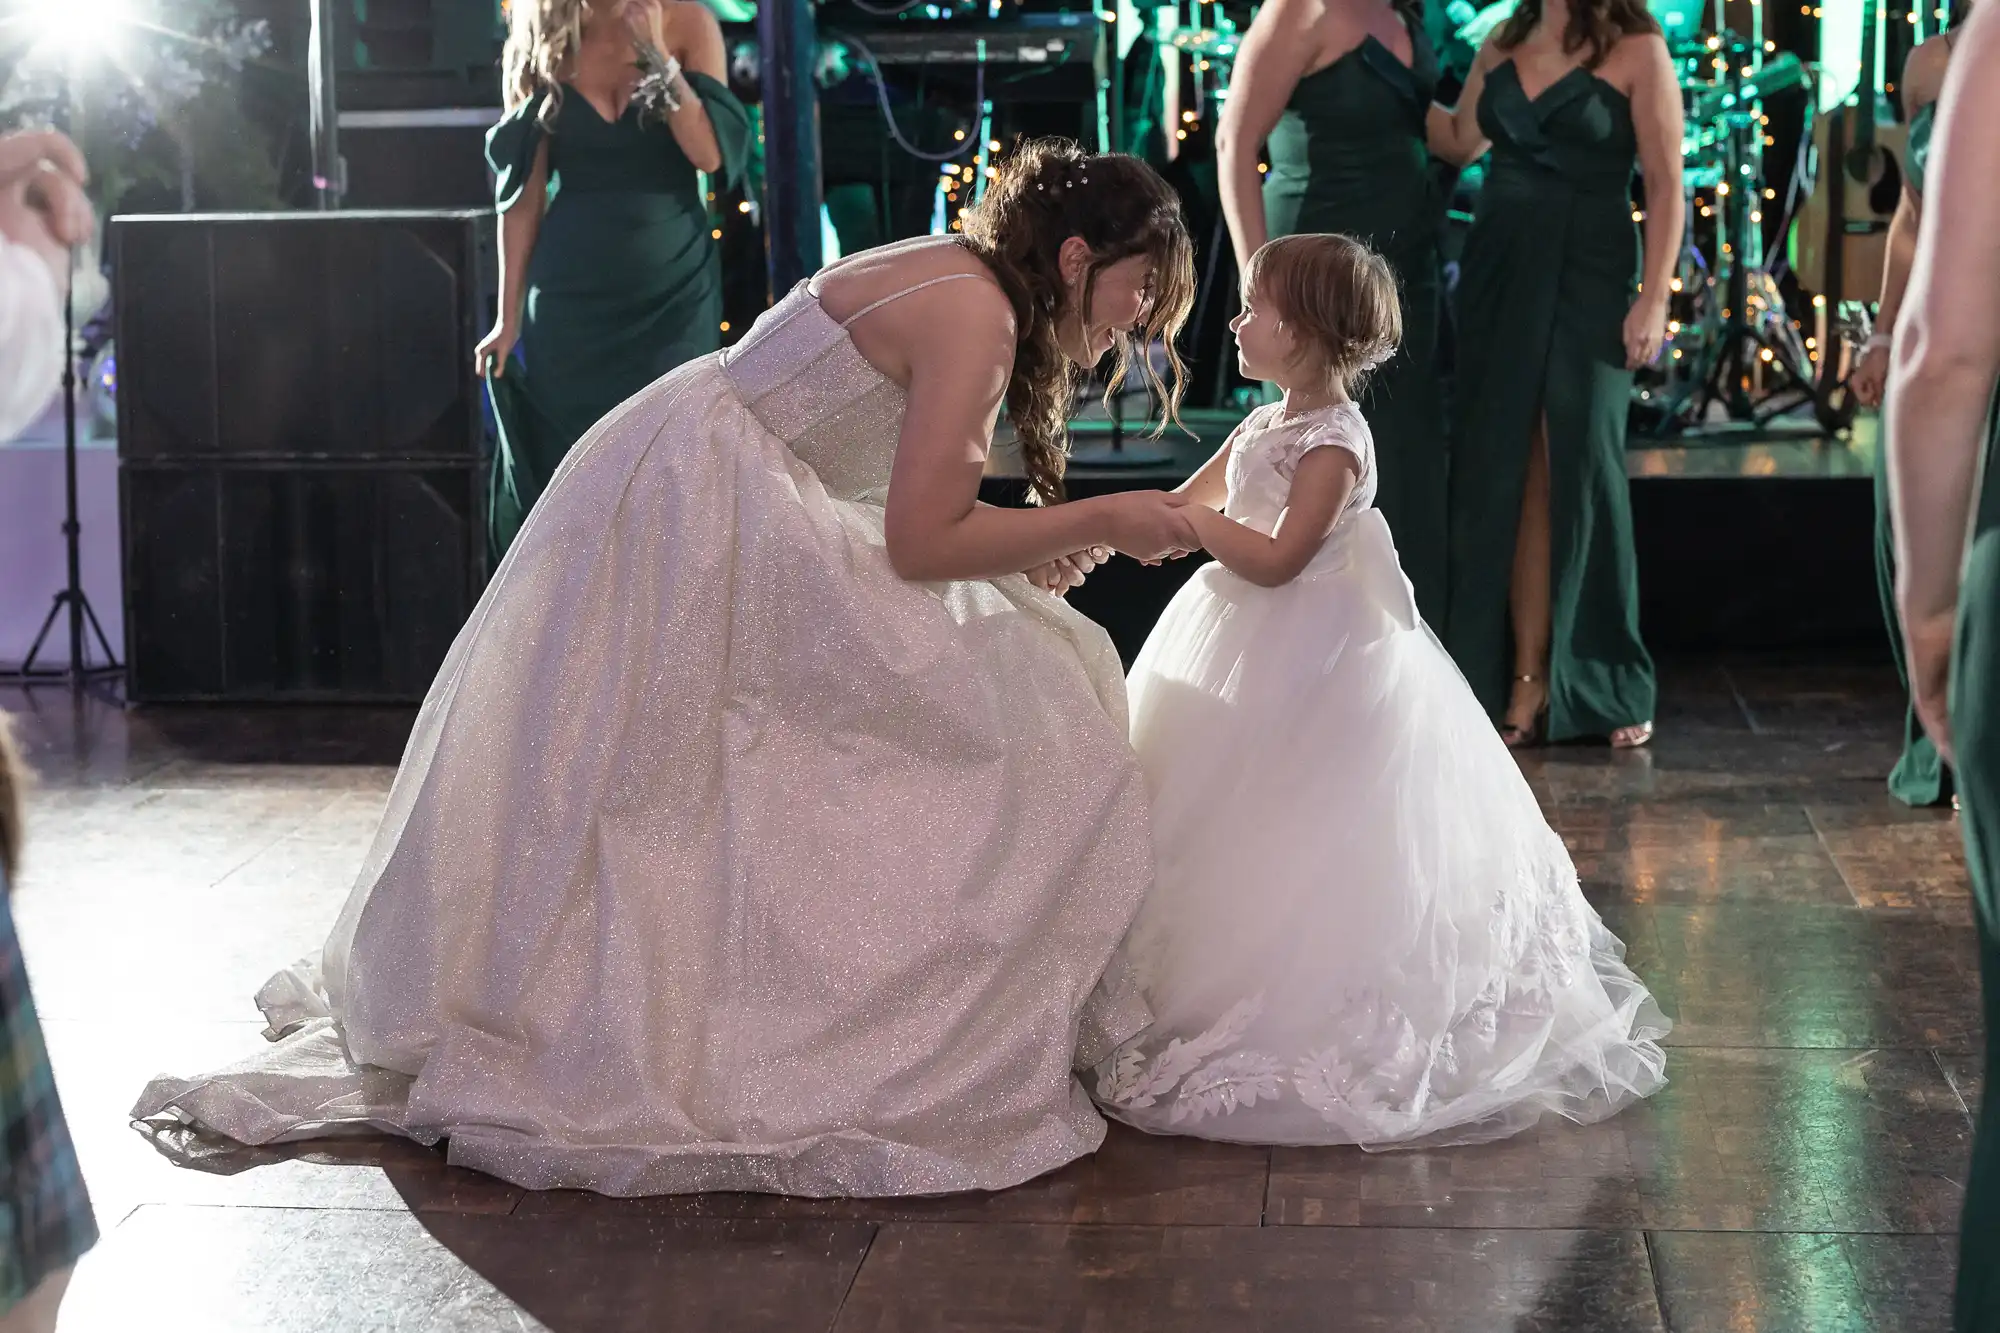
[882,281,1197,581]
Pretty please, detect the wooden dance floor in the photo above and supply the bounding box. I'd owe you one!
[4,654,1972,1331]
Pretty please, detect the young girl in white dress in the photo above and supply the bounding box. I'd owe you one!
[1092,234,1669,1147]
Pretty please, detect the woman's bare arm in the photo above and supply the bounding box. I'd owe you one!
[1214,0,1322,274]
[479,136,549,377]
[1428,38,1496,165]
[1886,3,2000,756]
[656,1,727,173]
[880,280,1196,580]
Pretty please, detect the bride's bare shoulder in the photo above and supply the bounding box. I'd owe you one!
[816,240,1018,385]
[813,239,1014,329]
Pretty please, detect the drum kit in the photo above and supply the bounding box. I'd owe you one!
[1169,0,1826,436]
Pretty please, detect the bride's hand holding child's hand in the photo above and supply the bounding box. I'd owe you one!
[1102,489,1202,563]
[1026,546,1112,595]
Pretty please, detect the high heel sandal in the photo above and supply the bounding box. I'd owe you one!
[1501,674,1549,750]
[1610,721,1654,750]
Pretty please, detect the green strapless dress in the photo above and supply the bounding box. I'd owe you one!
[483,75,751,560]
[1444,62,1654,739]
[1873,101,1952,805]
[1264,18,1449,622]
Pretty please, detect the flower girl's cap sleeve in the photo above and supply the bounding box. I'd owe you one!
[1278,405,1370,479]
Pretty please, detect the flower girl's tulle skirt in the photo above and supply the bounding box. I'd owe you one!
[1092,511,1669,1147]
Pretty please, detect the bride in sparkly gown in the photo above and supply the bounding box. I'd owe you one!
[134,140,1200,1198]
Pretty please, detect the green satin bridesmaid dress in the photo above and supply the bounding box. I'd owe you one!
[1263,10,1450,622]
[1951,392,2000,1331]
[1874,99,1953,806]
[483,74,751,561]
[1444,61,1655,739]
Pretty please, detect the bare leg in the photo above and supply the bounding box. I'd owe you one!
[1503,415,1553,746]
[0,1266,72,1333]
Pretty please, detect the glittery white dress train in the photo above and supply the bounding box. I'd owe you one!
[1090,403,1668,1147]
[133,266,1155,1197]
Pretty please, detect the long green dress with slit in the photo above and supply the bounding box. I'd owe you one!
[1874,100,1953,806]
[1263,13,1450,622]
[1951,393,2000,1331]
[483,75,751,561]
[1444,61,1655,739]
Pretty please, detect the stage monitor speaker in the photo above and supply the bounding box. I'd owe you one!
[110,209,494,703]
[338,109,500,211]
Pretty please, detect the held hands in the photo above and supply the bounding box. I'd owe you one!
[1623,291,1669,371]
[1026,546,1112,596]
[1103,489,1203,564]
[1023,491,1203,596]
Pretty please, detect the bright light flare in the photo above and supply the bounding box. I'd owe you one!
[22,0,137,64]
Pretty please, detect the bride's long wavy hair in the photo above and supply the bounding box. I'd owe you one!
[501,0,589,124]
[958,138,1196,506]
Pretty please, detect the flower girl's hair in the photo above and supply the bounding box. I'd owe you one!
[1244,234,1403,396]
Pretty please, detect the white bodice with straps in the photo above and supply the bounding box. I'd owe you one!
[721,248,989,503]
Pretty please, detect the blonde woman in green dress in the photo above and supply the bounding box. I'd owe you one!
[476,0,752,559]
[1849,13,1968,808]
[1884,4,2000,1322]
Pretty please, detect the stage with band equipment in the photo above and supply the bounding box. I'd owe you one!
[56,0,1933,698]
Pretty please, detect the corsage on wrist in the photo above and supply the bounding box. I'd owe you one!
[634,46,688,117]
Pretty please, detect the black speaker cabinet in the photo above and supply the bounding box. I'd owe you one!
[111,210,493,703]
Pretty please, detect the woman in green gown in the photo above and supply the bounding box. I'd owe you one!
[477,0,751,560]
[1849,22,1965,806]
[1427,0,1682,747]
[1883,6,2000,1321]
[1214,0,1450,622]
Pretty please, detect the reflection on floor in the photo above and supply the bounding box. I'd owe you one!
[2,656,1972,1332]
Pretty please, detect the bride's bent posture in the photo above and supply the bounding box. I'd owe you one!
[1092,234,1668,1147]
[135,139,1200,1198]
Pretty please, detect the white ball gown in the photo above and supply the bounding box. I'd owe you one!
[1090,402,1669,1146]
[133,259,1156,1197]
